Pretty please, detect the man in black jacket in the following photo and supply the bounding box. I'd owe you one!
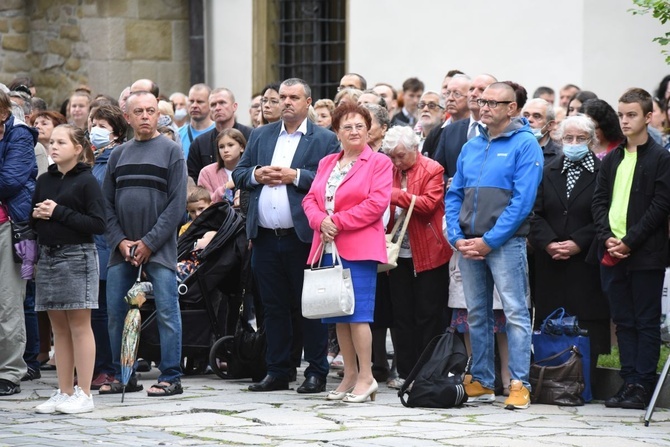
[592,88,670,410]
[187,88,252,181]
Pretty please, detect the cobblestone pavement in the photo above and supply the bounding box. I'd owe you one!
[1,367,669,447]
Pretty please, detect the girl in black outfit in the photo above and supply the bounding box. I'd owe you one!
[32,125,105,415]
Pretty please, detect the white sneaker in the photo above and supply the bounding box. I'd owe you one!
[55,386,94,414]
[35,389,70,414]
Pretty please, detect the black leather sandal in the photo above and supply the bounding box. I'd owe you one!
[146,381,183,397]
[98,377,143,394]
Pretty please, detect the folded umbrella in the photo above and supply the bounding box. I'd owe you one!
[120,247,153,402]
[14,239,38,280]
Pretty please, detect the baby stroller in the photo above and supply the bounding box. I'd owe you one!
[138,201,248,375]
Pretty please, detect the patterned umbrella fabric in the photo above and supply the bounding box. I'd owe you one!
[120,258,152,402]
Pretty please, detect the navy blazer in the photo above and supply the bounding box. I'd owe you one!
[232,120,340,243]
[433,118,469,179]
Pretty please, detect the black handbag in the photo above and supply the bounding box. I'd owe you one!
[530,345,585,406]
[10,220,36,264]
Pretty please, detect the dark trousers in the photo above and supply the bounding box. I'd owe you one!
[251,230,328,380]
[389,257,449,379]
[600,262,663,389]
[23,280,40,371]
[92,281,114,375]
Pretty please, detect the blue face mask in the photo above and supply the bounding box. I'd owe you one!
[530,124,547,140]
[90,126,112,149]
[563,144,590,161]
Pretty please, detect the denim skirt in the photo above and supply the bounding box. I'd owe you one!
[35,243,99,311]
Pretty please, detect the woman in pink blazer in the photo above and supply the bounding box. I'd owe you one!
[303,103,393,403]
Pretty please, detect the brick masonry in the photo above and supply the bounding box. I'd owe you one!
[0,0,190,110]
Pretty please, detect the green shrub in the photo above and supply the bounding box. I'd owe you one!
[597,345,670,373]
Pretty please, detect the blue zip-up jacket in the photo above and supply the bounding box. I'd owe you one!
[92,146,115,280]
[0,115,38,222]
[445,117,543,250]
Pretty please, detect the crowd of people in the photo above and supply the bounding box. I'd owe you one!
[1,68,669,414]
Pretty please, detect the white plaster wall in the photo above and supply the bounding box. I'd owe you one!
[205,0,254,125]
[348,0,669,107]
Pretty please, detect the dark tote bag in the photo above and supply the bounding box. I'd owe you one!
[530,345,585,406]
[533,308,592,402]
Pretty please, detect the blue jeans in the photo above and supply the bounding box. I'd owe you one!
[107,262,182,383]
[23,280,40,371]
[92,281,114,375]
[459,237,531,390]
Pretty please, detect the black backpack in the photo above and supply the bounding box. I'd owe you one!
[399,328,468,408]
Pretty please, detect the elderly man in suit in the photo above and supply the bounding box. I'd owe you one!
[434,74,497,185]
[233,78,340,393]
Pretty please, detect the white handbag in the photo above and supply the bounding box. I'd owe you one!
[301,241,355,319]
[378,195,416,273]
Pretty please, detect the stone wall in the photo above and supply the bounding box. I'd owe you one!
[0,0,190,110]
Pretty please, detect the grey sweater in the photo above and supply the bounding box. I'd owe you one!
[103,135,187,271]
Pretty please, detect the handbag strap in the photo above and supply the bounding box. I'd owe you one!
[533,345,580,366]
[532,365,546,403]
[308,241,343,268]
[393,195,416,244]
[540,307,566,333]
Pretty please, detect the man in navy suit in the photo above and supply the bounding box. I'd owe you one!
[233,78,340,393]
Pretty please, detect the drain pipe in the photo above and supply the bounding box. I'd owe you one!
[189,0,205,85]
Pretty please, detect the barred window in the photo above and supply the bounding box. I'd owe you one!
[277,0,346,101]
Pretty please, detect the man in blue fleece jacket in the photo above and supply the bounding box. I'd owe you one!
[445,82,543,410]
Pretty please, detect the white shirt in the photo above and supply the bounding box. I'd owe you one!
[256,119,307,229]
[468,116,483,139]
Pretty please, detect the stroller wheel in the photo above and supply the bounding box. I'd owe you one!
[209,335,234,380]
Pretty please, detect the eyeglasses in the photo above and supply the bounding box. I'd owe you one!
[341,124,366,133]
[418,102,444,110]
[476,99,513,109]
[131,108,157,117]
[444,91,465,100]
[260,98,280,106]
[561,135,591,144]
[250,103,261,109]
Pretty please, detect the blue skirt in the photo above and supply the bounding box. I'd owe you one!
[319,254,377,324]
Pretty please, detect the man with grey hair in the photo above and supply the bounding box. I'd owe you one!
[417,91,445,155]
[234,78,339,394]
[434,74,497,180]
[169,92,189,128]
[187,87,252,181]
[522,98,560,163]
[102,89,187,397]
[424,75,472,159]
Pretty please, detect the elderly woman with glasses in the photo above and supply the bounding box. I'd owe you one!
[381,125,451,390]
[528,115,610,382]
[303,102,393,403]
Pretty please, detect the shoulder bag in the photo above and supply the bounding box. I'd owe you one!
[378,194,416,273]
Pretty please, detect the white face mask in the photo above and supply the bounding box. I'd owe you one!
[174,108,188,120]
[89,126,112,149]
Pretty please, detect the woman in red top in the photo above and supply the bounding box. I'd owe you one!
[382,125,451,389]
